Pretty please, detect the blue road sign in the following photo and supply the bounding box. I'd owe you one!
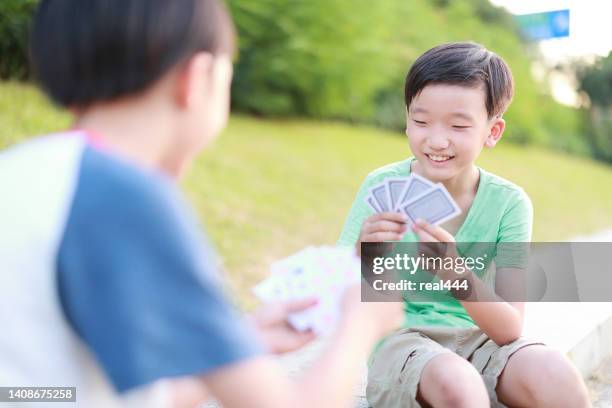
[515,9,570,41]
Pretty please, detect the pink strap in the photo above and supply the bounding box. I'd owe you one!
[72,128,107,150]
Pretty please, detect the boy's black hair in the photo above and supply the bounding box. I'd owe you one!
[31,0,235,108]
[405,42,514,119]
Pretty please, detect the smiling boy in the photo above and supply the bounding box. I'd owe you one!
[338,42,589,408]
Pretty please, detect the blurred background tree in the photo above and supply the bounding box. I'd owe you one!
[0,0,38,80]
[577,52,612,162]
[227,0,397,121]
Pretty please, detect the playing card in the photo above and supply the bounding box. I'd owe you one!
[270,246,316,275]
[252,273,290,302]
[399,183,461,226]
[270,247,318,299]
[252,245,362,335]
[395,173,434,211]
[371,182,391,212]
[365,194,383,213]
[385,178,409,212]
[289,294,340,334]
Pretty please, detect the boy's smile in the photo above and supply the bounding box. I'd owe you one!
[424,153,455,166]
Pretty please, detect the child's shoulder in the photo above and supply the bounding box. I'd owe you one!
[80,141,174,198]
[479,168,532,212]
[2,131,184,216]
[481,168,522,190]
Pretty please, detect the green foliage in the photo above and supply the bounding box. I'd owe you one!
[583,105,612,163]
[0,0,38,80]
[227,0,397,121]
[578,52,612,107]
[577,52,612,162]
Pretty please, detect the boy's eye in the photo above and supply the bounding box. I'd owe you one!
[452,125,471,130]
[413,120,427,125]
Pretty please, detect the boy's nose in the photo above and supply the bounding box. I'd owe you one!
[427,133,450,150]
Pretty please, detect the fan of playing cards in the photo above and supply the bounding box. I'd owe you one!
[366,173,461,226]
[252,246,361,335]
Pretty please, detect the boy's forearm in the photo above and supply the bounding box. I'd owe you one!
[461,298,523,345]
[445,269,524,345]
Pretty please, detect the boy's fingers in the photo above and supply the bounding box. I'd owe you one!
[368,212,407,224]
[286,330,317,351]
[419,241,447,258]
[381,211,408,223]
[415,219,454,243]
[412,224,438,242]
[295,332,316,348]
[255,298,318,326]
[295,329,316,341]
[283,297,318,314]
[364,231,404,242]
[365,220,407,234]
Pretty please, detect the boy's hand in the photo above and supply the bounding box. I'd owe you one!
[356,212,408,256]
[411,219,461,278]
[250,298,317,354]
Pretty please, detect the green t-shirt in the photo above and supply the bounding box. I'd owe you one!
[337,157,533,328]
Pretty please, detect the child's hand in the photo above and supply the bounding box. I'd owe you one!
[411,219,460,278]
[249,298,318,354]
[356,212,408,256]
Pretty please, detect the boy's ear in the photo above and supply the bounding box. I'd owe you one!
[175,52,214,109]
[484,116,506,148]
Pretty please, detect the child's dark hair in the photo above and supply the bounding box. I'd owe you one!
[404,42,514,119]
[31,0,235,108]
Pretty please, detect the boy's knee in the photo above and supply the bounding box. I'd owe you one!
[534,349,583,386]
[545,351,588,397]
[421,354,487,407]
[445,372,486,404]
[526,349,589,407]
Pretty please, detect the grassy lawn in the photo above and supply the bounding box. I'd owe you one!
[2,81,612,308]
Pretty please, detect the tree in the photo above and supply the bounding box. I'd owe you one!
[577,52,612,162]
[0,0,39,80]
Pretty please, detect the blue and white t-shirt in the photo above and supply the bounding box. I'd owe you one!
[0,131,262,407]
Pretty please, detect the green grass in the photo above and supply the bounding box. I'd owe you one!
[2,81,612,308]
[0,82,71,146]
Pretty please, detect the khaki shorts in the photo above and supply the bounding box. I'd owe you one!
[366,326,544,408]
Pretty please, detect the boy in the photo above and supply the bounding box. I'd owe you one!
[338,42,589,408]
[0,0,402,407]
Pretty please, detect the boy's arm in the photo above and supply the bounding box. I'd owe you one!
[447,267,525,345]
[201,305,378,408]
[413,222,526,346]
[412,190,533,345]
[465,188,532,344]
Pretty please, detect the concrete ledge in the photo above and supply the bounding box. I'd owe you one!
[568,312,612,379]
[524,304,612,354]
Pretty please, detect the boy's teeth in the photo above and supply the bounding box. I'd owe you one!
[428,154,452,162]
